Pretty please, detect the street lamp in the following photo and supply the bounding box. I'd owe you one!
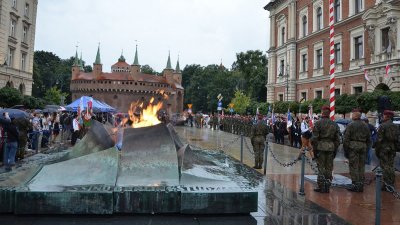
[279,65,289,102]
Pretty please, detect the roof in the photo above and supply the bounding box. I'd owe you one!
[73,71,170,84]
[112,61,130,68]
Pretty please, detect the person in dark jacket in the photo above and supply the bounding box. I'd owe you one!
[1,113,19,172]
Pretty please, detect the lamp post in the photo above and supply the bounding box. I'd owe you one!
[286,65,289,102]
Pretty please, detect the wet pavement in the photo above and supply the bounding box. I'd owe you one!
[1,125,399,224]
[175,126,400,225]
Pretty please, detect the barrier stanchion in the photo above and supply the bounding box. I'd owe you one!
[263,141,268,175]
[375,167,383,225]
[240,132,243,163]
[298,150,306,196]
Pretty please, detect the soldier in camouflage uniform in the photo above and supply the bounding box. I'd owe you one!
[375,110,400,190]
[311,106,340,193]
[251,114,269,169]
[13,117,32,160]
[343,109,371,192]
[211,112,219,130]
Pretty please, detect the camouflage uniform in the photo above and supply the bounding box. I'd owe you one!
[211,115,217,130]
[251,119,269,169]
[375,119,400,187]
[343,119,371,191]
[311,117,340,193]
[13,117,32,160]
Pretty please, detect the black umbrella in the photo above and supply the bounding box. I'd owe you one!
[0,108,30,119]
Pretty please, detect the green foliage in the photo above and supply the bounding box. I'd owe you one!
[312,98,329,113]
[299,100,312,114]
[231,90,251,115]
[22,95,45,109]
[0,87,23,108]
[273,101,289,114]
[182,50,268,113]
[141,64,158,75]
[336,94,358,116]
[389,91,400,111]
[182,64,236,113]
[232,50,267,102]
[43,87,68,105]
[33,51,74,102]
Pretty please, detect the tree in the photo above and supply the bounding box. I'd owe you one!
[0,87,23,108]
[232,50,267,102]
[230,90,251,115]
[336,94,358,117]
[43,87,67,105]
[312,98,329,113]
[22,95,45,109]
[141,64,157,75]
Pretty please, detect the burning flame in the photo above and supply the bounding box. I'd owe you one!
[127,97,164,128]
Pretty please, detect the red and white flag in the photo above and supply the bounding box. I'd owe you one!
[88,97,93,111]
[308,107,314,128]
[360,65,370,82]
[385,62,391,79]
[78,97,84,116]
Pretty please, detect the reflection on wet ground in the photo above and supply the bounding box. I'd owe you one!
[175,126,400,225]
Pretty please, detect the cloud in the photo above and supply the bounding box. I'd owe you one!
[35,0,269,72]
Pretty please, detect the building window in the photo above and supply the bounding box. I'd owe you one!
[302,54,307,72]
[315,90,323,99]
[355,0,362,14]
[302,15,307,37]
[281,27,285,45]
[335,88,341,96]
[12,0,17,8]
[279,60,285,76]
[334,43,341,63]
[334,0,340,22]
[317,7,322,30]
[354,36,363,59]
[8,47,14,67]
[316,49,323,69]
[279,94,284,101]
[353,86,363,95]
[24,3,29,17]
[10,19,16,37]
[382,27,390,53]
[21,52,26,71]
[22,26,28,43]
[301,92,307,100]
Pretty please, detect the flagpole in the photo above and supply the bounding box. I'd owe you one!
[329,0,336,121]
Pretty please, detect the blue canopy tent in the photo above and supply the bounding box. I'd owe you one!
[65,96,116,113]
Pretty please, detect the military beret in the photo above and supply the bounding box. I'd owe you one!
[352,108,361,113]
[321,105,330,111]
[383,110,394,117]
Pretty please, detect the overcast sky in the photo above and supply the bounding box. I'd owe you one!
[35,0,270,72]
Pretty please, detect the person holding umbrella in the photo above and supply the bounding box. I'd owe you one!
[0,112,19,172]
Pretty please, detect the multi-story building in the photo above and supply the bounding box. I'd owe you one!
[70,46,184,114]
[0,0,38,95]
[265,0,400,103]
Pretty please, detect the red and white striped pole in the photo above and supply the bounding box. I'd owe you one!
[329,0,335,121]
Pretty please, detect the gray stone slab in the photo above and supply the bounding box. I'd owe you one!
[14,190,114,215]
[117,124,179,187]
[113,186,180,213]
[0,188,14,213]
[27,148,119,191]
[180,191,258,214]
[305,174,352,187]
[56,120,115,162]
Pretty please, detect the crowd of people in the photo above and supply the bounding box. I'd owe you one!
[0,109,111,172]
[184,107,399,194]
